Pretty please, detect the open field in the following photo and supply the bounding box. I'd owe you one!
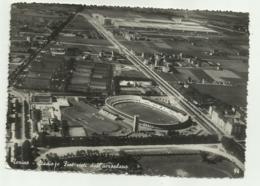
[153,39,172,49]
[160,68,244,85]
[192,84,247,107]
[121,37,240,57]
[120,40,158,54]
[114,102,179,125]
[157,72,179,85]
[120,29,248,64]
[68,126,87,137]
[86,8,170,20]
[20,54,64,89]
[117,69,147,79]
[65,15,97,30]
[158,69,213,83]
[205,58,248,73]
[137,154,242,177]
[61,99,127,135]
[60,42,114,52]
[157,70,247,107]
[203,69,240,82]
[114,19,216,33]
[176,69,200,82]
[57,36,112,46]
[189,69,214,82]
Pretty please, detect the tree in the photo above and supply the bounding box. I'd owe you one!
[21,140,33,162]
[6,147,12,165]
[13,143,20,160]
[37,132,47,146]
[61,120,69,137]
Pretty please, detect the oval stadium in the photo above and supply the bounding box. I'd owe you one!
[104,95,191,132]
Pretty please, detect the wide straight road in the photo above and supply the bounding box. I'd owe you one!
[79,13,226,138]
[35,144,244,171]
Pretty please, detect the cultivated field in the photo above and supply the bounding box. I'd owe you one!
[203,69,240,82]
[192,84,247,107]
[57,36,112,46]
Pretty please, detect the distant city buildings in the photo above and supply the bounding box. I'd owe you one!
[208,105,246,138]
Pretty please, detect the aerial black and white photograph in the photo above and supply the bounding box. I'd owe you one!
[3,0,253,180]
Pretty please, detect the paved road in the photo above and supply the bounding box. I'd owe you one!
[35,143,244,171]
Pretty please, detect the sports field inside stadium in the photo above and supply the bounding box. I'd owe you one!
[114,102,180,125]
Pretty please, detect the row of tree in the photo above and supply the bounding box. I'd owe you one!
[40,150,142,174]
[14,114,22,139]
[24,100,31,139]
[7,140,38,170]
[34,133,219,148]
